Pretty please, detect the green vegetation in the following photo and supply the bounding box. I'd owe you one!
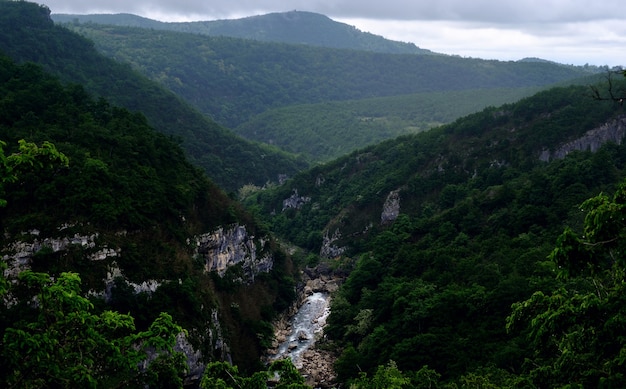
[60,21,589,130]
[0,1,306,191]
[3,1,626,387]
[235,87,544,162]
[245,77,626,386]
[53,10,433,55]
[200,359,309,388]
[0,54,299,384]
[1,271,186,388]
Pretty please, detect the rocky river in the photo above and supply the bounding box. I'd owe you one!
[266,264,345,388]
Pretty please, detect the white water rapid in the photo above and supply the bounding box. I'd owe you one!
[272,292,331,367]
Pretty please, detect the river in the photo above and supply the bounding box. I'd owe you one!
[271,292,331,368]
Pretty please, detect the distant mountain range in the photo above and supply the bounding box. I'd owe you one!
[52,10,435,55]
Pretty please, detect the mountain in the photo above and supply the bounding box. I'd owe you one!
[57,21,591,132]
[243,79,626,385]
[233,87,546,162]
[0,1,306,191]
[0,53,300,383]
[52,10,435,55]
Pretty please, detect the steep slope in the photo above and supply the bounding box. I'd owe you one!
[52,10,434,55]
[0,54,296,380]
[0,1,306,191]
[59,22,590,130]
[244,80,626,384]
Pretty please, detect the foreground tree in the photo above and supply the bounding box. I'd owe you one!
[507,180,626,387]
[0,140,187,387]
[200,359,309,389]
[0,271,186,388]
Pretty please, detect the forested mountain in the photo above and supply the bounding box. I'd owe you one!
[0,1,306,191]
[243,77,626,386]
[4,1,626,388]
[0,53,303,386]
[52,10,434,55]
[234,87,546,162]
[58,21,591,132]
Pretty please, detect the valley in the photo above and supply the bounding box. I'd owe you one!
[1,1,626,388]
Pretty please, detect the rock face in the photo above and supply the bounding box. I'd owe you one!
[195,224,273,283]
[1,222,271,384]
[282,189,311,211]
[381,189,400,225]
[540,115,626,161]
[2,230,119,279]
[320,229,345,259]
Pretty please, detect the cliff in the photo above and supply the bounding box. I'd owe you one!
[195,224,274,282]
[540,114,626,161]
[1,222,275,382]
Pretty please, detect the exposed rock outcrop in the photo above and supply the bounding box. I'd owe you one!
[540,115,626,161]
[2,222,267,384]
[320,229,345,259]
[381,189,401,225]
[2,230,119,279]
[282,189,311,211]
[195,224,273,283]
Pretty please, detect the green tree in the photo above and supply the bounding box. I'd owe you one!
[0,139,68,207]
[507,180,626,387]
[0,271,185,388]
[199,359,309,389]
[350,360,410,389]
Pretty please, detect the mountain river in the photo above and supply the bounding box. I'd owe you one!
[271,292,331,367]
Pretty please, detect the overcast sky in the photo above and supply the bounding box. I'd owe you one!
[42,0,625,67]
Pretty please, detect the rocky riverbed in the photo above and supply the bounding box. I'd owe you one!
[266,264,345,388]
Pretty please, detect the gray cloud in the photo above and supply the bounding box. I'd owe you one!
[44,0,623,23]
[41,0,626,66]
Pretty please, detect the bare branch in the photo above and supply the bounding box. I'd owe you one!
[590,69,626,105]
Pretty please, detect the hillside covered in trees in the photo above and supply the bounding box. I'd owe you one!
[58,19,592,131]
[243,77,626,386]
[2,0,626,388]
[0,1,305,191]
[0,52,303,386]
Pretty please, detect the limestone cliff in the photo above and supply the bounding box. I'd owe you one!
[381,189,401,225]
[1,222,274,383]
[195,224,273,283]
[539,114,626,161]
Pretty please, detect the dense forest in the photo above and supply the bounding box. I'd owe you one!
[234,87,547,162]
[59,21,592,131]
[0,53,303,386]
[244,78,626,386]
[0,1,306,192]
[2,0,626,388]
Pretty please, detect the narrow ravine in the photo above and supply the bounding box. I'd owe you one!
[267,264,345,387]
[271,292,331,367]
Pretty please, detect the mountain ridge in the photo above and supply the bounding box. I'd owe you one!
[52,10,435,55]
[0,1,306,191]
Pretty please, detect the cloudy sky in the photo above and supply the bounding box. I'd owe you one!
[42,0,625,67]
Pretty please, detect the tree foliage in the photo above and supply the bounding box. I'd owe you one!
[0,271,185,388]
[0,1,306,191]
[0,139,68,207]
[507,181,626,387]
[248,77,626,386]
[60,20,591,130]
[199,359,310,389]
